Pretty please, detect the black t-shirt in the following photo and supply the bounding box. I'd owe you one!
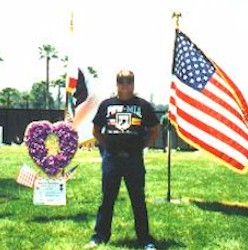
[93,96,159,152]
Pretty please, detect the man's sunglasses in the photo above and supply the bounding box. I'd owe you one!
[117,77,134,85]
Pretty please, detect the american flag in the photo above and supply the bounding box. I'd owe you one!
[16,165,38,188]
[169,30,248,173]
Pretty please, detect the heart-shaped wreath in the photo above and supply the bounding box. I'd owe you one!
[24,121,78,177]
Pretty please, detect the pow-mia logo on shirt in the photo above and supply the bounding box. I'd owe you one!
[106,104,142,134]
[115,113,131,131]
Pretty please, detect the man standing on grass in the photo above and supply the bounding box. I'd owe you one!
[84,70,160,250]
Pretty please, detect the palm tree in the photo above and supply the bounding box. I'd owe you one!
[50,55,68,109]
[38,44,58,109]
[30,81,55,109]
[51,75,66,109]
[61,55,68,68]
[0,87,20,108]
[87,66,98,78]
[22,92,32,109]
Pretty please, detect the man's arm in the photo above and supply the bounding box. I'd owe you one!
[144,124,160,148]
[92,124,107,147]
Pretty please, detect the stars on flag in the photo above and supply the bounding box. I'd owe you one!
[173,32,215,91]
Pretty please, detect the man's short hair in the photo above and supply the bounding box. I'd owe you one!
[116,70,134,84]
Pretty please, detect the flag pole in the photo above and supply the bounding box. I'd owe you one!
[63,11,74,177]
[167,11,182,202]
[167,121,172,202]
[64,11,74,120]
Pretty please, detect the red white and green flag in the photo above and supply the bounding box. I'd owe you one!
[65,12,100,144]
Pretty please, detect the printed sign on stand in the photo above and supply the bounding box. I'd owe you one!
[33,178,66,206]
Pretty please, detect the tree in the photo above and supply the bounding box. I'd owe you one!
[87,66,98,78]
[0,87,20,108]
[38,44,58,109]
[50,55,68,109]
[61,55,68,68]
[155,104,169,112]
[20,92,33,109]
[30,81,55,109]
[51,74,66,110]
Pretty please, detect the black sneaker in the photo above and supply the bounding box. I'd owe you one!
[144,242,157,250]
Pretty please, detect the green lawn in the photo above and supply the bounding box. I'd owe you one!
[1,145,248,250]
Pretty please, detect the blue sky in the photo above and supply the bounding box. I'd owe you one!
[0,0,247,104]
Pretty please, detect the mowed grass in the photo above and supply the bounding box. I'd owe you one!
[1,145,248,250]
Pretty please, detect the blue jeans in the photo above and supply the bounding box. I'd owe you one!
[94,149,151,244]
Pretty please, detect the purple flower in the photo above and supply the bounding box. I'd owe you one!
[24,121,78,176]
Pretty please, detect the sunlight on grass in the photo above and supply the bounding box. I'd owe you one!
[1,145,248,249]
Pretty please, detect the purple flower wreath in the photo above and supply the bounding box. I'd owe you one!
[24,121,78,176]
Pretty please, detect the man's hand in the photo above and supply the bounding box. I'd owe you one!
[144,124,160,148]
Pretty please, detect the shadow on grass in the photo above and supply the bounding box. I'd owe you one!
[113,238,186,249]
[192,199,248,217]
[0,178,21,202]
[0,212,12,218]
[31,213,91,223]
[157,239,186,249]
[112,238,139,249]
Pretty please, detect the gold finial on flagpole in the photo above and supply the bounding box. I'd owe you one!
[172,11,182,30]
